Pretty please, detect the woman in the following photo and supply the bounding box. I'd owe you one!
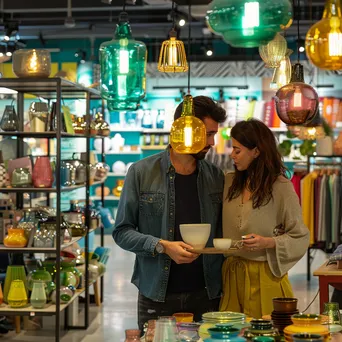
[220,119,310,318]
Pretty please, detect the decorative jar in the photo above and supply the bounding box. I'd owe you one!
[11,167,32,187]
[7,280,28,308]
[29,102,49,132]
[284,314,329,342]
[0,105,19,131]
[125,329,140,341]
[90,112,110,136]
[4,228,28,248]
[113,179,125,197]
[32,156,53,188]
[30,281,47,308]
[205,327,246,342]
[12,49,51,78]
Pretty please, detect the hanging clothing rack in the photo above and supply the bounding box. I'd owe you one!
[305,155,342,281]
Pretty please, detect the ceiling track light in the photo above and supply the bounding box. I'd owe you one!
[65,0,76,28]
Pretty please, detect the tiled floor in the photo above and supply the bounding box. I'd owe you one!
[4,236,331,341]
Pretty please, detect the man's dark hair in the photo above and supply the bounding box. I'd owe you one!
[174,96,227,123]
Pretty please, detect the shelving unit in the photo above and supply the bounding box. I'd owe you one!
[0,77,105,341]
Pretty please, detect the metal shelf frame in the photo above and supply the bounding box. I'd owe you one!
[0,77,105,341]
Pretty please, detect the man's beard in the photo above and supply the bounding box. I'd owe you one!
[191,146,211,160]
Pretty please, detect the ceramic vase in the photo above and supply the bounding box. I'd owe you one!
[30,281,47,308]
[3,265,27,303]
[0,105,19,131]
[32,156,53,188]
[125,329,140,341]
[7,280,28,308]
[4,228,28,248]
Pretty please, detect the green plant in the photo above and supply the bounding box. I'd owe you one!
[278,140,292,156]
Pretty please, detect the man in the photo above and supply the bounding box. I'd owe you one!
[112,96,227,331]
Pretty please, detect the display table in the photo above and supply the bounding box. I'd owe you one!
[313,261,342,312]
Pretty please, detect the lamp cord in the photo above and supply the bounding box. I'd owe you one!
[301,289,320,313]
[123,0,126,12]
[187,1,191,94]
[172,1,175,30]
[294,0,300,63]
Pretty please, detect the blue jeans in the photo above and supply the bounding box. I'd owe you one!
[137,289,220,332]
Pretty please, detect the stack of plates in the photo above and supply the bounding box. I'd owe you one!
[271,310,299,333]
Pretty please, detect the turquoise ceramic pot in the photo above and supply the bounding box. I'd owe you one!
[205,327,247,342]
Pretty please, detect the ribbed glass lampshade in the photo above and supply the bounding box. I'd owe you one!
[259,33,287,68]
[170,95,206,154]
[99,12,147,111]
[158,29,188,73]
[274,63,319,125]
[306,0,342,70]
[206,0,293,48]
[270,49,293,90]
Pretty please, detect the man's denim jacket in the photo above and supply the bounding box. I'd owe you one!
[112,148,224,302]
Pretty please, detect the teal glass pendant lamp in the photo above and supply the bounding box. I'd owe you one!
[206,0,293,48]
[99,11,147,111]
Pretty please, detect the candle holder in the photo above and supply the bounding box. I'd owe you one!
[12,49,51,78]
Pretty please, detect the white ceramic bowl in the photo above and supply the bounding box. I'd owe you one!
[179,223,211,249]
[213,238,232,250]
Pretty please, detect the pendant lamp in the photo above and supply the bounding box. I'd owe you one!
[259,33,287,68]
[158,1,188,73]
[169,3,206,154]
[206,0,293,48]
[275,63,318,125]
[270,49,293,90]
[99,10,147,111]
[274,0,319,125]
[297,110,326,140]
[306,0,342,70]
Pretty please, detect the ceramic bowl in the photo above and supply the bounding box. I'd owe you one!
[213,238,232,250]
[179,223,211,249]
[273,297,298,312]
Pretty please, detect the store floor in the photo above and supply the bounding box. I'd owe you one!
[4,236,330,341]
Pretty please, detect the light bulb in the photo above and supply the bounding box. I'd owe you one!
[242,2,260,36]
[119,39,129,74]
[184,126,193,147]
[293,86,302,107]
[206,49,213,56]
[28,50,38,72]
[179,19,186,27]
[329,17,342,56]
[167,40,178,66]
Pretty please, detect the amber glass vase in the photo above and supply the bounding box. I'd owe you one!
[4,228,28,248]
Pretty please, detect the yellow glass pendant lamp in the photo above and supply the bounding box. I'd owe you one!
[259,33,288,68]
[170,95,206,154]
[158,29,188,73]
[270,49,293,90]
[169,2,206,154]
[306,0,342,70]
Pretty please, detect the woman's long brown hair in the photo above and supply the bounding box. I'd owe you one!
[227,119,288,209]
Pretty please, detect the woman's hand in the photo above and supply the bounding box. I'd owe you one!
[242,233,276,251]
[161,240,201,264]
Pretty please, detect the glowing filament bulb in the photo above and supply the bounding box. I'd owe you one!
[184,126,193,147]
[242,2,260,36]
[329,17,342,57]
[29,50,38,72]
[307,127,317,136]
[168,38,178,66]
[293,86,302,108]
[119,38,129,74]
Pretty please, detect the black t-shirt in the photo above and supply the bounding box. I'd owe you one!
[167,169,206,293]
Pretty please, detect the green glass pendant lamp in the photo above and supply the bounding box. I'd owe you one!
[99,4,147,111]
[206,0,293,48]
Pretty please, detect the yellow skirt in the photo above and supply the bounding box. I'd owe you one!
[220,256,294,318]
